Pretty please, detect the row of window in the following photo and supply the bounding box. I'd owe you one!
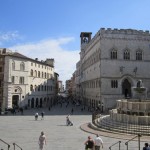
[31,62,52,70]
[12,76,25,84]
[80,80,118,89]
[30,84,53,92]
[111,49,142,60]
[30,70,53,79]
[12,62,25,71]
[12,61,53,71]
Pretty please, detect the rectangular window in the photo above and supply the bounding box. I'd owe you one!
[0,67,2,72]
[0,79,2,87]
[19,77,24,84]
[12,76,15,83]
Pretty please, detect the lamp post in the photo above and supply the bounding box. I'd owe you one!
[101,102,104,113]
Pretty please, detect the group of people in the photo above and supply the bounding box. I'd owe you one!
[35,112,45,120]
[38,132,103,150]
[143,143,150,150]
[84,134,103,150]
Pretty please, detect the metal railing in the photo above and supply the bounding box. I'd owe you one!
[125,134,141,150]
[13,143,23,150]
[109,141,121,150]
[0,138,10,150]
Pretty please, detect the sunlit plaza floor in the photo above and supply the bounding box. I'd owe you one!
[0,103,149,150]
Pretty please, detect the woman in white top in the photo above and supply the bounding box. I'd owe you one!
[38,131,46,150]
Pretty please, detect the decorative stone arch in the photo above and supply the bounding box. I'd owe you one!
[121,76,133,98]
[36,98,39,107]
[123,48,130,60]
[12,86,22,107]
[31,98,34,108]
[12,60,15,70]
[20,61,25,71]
[110,47,118,59]
[136,48,143,60]
[40,98,43,108]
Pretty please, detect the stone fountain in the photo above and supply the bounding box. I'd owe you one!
[110,80,150,125]
[93,80,150,135]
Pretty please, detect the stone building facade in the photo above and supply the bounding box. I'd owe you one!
[0,48,58,111]
[74,28,150,111]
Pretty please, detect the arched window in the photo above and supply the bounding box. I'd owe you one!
[124,49,130,60]
[41,85,44,91]
[12,61,15,70]
[45,72,47,78]
[20,62,25,71]
[35,70,37,77]
[38,71,40,78]
[111,49,117,59]
[31,69,33,76]
[136,50,142,60]
[34,85,37,91]
[30,85,33,91]
[38,85,40,91]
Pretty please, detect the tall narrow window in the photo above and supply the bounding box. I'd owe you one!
[38,71,40,78]
[111,49,117,59]
[124,50,130,60]
[111,80,118,88]
[30,85,33,91]
[12,61,15,70]
[136,50,142,60]
[11,76,15,83]
[0,79,2,87]
[31,69,33,76]
[0,67,2,72]
[19,76,24,84]
[35,70,37,77]
[20,62,25,71]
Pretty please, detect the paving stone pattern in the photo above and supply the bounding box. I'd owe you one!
[0,104,149,150]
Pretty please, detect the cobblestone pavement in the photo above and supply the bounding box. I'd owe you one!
[0,103,149,150]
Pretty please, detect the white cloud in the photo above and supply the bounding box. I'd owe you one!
[0,31,21,42]
[9,37,80,85]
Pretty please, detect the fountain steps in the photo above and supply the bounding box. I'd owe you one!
[92,116,150,136]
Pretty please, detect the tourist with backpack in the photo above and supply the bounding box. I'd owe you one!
[84,136,94,150]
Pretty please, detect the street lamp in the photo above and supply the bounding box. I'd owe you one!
[101,102,104,113]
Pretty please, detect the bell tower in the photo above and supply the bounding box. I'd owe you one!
[80,32,92,59]
[80,32,92,45]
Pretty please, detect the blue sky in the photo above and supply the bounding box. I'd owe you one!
[0,0,150,84]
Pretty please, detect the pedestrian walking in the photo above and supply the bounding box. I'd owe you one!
[84,136,94,150]
[71,108,74,114]
[41,112,44,120]
[35,112,39,120]
[38,131,46,150]
[94,134,103,150]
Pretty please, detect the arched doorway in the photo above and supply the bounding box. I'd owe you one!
[36,98,39,108]
[31,98,34,108]
[12,95,19,108]
[122,79,131,98]
[28,99,30,107]
[40,98,42,108]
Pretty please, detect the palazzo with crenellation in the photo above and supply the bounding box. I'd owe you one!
[74,28,150,111]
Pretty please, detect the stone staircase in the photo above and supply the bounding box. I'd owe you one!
[91,115,150,136]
